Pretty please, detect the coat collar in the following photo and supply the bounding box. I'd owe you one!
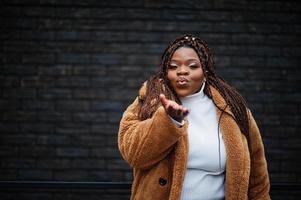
[209,85,234,118]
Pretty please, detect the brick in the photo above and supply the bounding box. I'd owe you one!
[90,76,124,88]
[231,56,265,67]
[36,111,72,122]
[17,169,52,180]
[3,88,36,99]
[90,147,121,158]
[0,146,18,157]
[0,18,38,29]
[88,170,125,181]
[20,76,45,88]
[53,170,88,181]
[36,159,71,169]
[56,31,91,41]
[72,65,106,76]
[0,134,36,146]
[214,45,248,56]
[36,135,70,146]
[39,65,73,76]
[71,159,105,169]
[232,34,265,45]
[56,147,89,158]
[105,136,119,147]
[91,53,124,65]
[90,124,119,135]
[107,112,123,123]
[56,100,90,111]
[38,88,72,99]
[72,112,107,122]
[107,159,131,170]
[73,89,107,100]
[22,53,55,64]
[2,64,37,75]
[283,47,301,57]
[0,76,20,87]
[19,146,56,157]
[73,135,106,147]
[267,149,301,161]
[269,173,297,183]
[90,101,122,111]
[0,99,21,110]
[1,111,36,122]
[19,122,54,134]
[57,53,91,64]
[55,77,90,88]
[2,158,35,169]
[55,122,90,135]
[267,161,280,173]
[126,54,159,65]
[19,30,55,41]
[214,56,231,67]
[0,169,18,180]
[247,46,281,56]
[21,100,55,111]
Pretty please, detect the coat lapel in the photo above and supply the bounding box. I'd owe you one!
[210,86,247,199]
[169,133,188,200]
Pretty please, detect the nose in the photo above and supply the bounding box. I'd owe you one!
[177,65,189,75]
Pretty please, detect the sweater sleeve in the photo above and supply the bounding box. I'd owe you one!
[118,97,187,170]
[248,111,271,200]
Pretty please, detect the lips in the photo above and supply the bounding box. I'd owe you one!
[176,77,189,87]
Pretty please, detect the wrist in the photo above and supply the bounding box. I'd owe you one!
[170,116,183,123]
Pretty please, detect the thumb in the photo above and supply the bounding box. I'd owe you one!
[159,94,169,107]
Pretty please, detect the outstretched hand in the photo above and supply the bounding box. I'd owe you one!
[159,94,189,122]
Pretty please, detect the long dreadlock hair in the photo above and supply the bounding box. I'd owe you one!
[138,34,250,139]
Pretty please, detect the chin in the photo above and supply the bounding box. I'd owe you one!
[176,91,190,97]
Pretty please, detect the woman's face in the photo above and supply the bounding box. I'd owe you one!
[167,47,205,97]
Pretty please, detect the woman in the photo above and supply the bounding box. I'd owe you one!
[118,34,270,200]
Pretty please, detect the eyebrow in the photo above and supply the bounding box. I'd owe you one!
[170,59,201,63]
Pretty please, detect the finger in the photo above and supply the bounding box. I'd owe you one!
[182,107,189,115]
[176,108,182,117]
[176,106,189,118]
[167,103,179,116]
[172,104,183,116]
[159,94,169,107]
[183,109,189,117]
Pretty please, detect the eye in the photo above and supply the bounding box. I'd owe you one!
[189,64,200,69]
[168,65,177,70]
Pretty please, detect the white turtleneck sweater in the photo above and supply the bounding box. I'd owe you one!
[171,83,227,200]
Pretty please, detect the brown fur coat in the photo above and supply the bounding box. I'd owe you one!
[118,83,270,200]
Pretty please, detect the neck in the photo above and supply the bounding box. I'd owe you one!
[180,82,206,103]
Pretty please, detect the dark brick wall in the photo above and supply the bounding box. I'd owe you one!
[0,0,300,199]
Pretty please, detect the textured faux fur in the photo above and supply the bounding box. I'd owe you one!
[118,82,270,200]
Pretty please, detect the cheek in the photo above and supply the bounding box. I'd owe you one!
[167,71,175,82]
[191,69,204,81]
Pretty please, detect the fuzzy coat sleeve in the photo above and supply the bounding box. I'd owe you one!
[248,111,271,200]
[118,97,187,170]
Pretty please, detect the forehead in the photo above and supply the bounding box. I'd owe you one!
[170,47,200,61]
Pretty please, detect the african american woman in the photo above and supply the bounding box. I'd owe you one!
[118,34,270,200]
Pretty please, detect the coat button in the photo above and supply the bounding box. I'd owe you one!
[159,177,167,186]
